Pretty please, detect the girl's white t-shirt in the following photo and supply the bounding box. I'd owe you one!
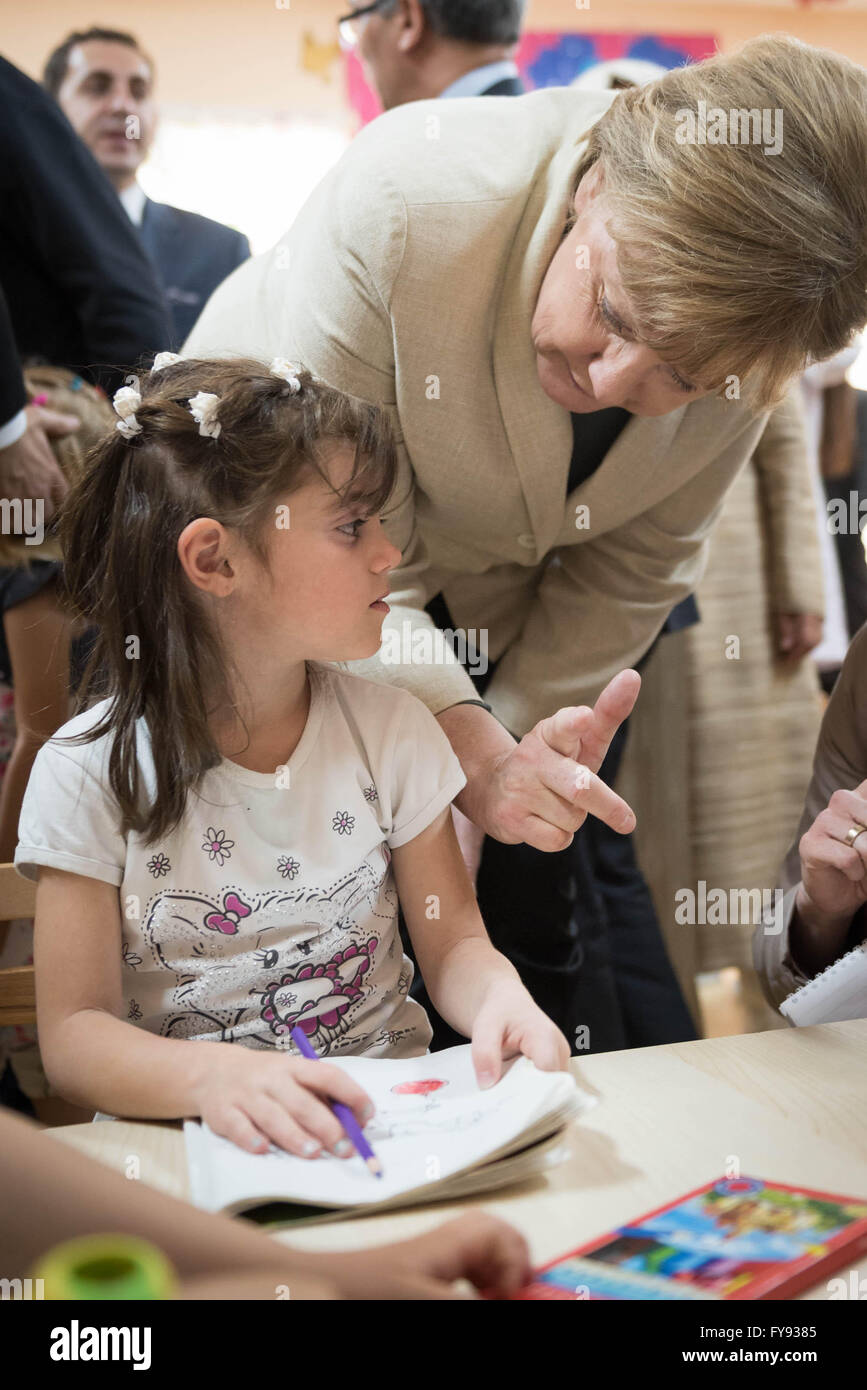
[14,664,467,1059]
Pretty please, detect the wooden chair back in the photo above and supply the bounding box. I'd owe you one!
[0,864,36,1026]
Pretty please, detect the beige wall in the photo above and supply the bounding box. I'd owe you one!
[3,0,866,115]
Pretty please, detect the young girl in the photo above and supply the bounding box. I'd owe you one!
[14,354,569,1158]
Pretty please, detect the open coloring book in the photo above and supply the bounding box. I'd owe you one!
[184,1045,594,1223]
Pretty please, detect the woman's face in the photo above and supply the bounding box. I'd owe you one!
[532,164,713,417]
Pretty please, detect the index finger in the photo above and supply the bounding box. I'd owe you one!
[38,409,81,435]
[515,1020,570,1073]
[529,758,635,836]
[291,1059,375,1127]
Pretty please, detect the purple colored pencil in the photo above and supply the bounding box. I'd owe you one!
[290,1025,382,1178]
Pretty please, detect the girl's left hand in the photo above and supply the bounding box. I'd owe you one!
[470,982,571,1088]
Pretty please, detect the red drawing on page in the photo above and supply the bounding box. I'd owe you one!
[390,1079,449,1097]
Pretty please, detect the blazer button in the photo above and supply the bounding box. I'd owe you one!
[517,533,535,549]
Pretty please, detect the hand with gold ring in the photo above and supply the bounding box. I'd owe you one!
[794,782,867,953]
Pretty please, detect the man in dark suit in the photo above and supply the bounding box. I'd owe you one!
[339,0,526,108]
[44,28,250,349]
[0,53,171,519]
[0,54,173,1119]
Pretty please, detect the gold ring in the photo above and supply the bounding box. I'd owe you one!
[844,822,867,847]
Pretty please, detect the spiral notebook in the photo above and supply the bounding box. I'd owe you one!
[779,942,867,1025]
[183,1045,593,1224]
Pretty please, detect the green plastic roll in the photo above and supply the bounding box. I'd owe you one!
[32,1233,178,1300]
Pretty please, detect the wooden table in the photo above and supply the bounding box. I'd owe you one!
[46,1020,867,1299]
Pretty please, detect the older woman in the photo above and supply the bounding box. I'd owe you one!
[186,36,867,1050]
[755,622,867,1014]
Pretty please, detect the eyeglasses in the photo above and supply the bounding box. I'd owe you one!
[337,1,389,49]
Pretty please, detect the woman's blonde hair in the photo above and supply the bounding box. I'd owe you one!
[571,35,867,409]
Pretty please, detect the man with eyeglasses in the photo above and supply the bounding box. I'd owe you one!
[339,0,525,110]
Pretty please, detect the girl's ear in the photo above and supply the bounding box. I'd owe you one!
[177,518,237,594]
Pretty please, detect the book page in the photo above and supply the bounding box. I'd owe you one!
[184,1045,592,1211]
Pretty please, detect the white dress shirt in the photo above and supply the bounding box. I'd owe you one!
[118,181,147,227]
[438,60,520,100]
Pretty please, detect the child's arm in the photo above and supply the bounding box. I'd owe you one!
[34,867,374,1154]
[35,866,220,1118]
[391,808,570,1085]
[0,1106,531,1300]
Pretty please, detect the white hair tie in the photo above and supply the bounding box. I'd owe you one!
[188,391,222,438]
[269,357,302,393]
[152,351,184,372]
[113,384,142,439]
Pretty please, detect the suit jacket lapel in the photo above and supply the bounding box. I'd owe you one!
[140,198,180,270]
[482,76,526,97]
[564,407,689,533]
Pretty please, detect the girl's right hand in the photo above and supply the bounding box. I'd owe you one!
[192,1046,375,1157]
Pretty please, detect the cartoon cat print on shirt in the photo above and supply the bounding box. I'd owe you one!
[136,847,395,1049]
[257,937,379,1051]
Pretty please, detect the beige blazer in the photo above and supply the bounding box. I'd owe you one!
[754,622,867,1010]
[185,87,778,735]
